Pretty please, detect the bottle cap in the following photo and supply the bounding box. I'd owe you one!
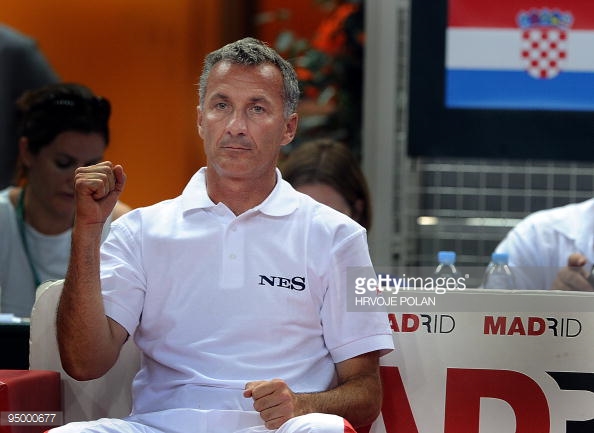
[437,251,456,265]
[491,252,509,264]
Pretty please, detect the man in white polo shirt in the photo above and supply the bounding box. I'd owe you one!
[54,38,394,433]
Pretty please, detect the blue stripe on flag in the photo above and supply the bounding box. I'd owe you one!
[446,69,594,111]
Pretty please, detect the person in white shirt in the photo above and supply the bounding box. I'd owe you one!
[0,83,130,317]
[53,38,394,433]
[494,198,594,291]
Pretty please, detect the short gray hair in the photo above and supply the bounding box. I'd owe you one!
[198,37,300,118]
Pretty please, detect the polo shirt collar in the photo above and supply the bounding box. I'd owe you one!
[181,167,299,216]
[180,168,215,214]
[256,169,300,216]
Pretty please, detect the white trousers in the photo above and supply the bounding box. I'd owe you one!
[49,410,357,433]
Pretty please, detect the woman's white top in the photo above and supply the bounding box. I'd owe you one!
[0,187,112,317]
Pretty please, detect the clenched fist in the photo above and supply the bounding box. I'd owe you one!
[74,161,126,226]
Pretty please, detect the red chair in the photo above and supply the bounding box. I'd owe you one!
[0,369,60,433]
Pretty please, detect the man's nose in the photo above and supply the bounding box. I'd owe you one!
[226,110,248,135]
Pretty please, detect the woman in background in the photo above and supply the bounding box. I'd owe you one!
[0,82,131,317]
[280,138,372,230]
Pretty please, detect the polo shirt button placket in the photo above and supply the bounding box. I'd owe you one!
[221,221,244,288]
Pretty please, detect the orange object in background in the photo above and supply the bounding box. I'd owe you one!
[0,0,215,208]
[1,1,333,208]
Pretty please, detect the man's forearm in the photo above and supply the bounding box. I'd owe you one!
[296,368,382,427]
[57,225,121,380]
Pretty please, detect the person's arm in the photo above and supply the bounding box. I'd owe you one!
[56,161,128,380]
[244,350,382,429]
[550,253,593,291]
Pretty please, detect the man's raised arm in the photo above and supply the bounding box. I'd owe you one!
[57,161,129,380]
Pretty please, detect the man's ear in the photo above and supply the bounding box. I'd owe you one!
[280,113,299,147]
[196,106,204,138]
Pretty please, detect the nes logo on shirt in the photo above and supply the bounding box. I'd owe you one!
[258,275,306,291]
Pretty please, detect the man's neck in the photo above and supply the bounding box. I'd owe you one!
[205,169,277,216]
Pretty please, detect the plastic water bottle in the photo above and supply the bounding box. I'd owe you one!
[482,252,516,290]
[434,251,460,287]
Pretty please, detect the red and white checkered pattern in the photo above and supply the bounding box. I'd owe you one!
[520,28,568,79]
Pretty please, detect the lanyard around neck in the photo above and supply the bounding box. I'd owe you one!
[15,187,42,288]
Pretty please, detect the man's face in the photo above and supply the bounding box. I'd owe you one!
[197,61,298,182]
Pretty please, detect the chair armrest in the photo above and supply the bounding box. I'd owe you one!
[0,369,61,433]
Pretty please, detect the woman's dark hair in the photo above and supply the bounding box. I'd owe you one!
[280,139,373,230]
[17,82,111,153]
[14,82,111,183]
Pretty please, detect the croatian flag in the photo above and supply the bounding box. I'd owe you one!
[445,0,594,111]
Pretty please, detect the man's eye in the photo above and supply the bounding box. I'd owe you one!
[251,106,264,113]
[215,102,228,110]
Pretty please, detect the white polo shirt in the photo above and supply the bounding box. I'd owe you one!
[100,168,394,416]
